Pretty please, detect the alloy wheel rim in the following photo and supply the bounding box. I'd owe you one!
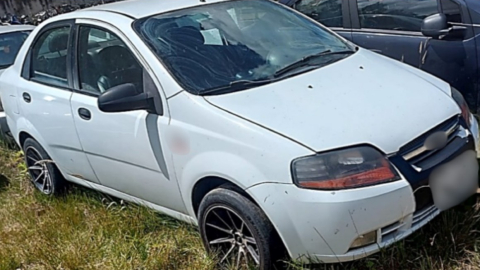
[204,205,261,268]
[25,146,53,195]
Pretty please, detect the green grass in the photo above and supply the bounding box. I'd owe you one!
[0,145,480,270]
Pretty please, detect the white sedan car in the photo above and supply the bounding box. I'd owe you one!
[0,0,478,268]
[0,25,34,141]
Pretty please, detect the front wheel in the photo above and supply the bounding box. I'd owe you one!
[198,188,279,269]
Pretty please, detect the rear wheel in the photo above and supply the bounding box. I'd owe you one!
[198,188,278,269]
[23,138,65,195]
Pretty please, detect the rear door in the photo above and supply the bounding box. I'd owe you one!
[17,20,99,183]
[292,0,353,40]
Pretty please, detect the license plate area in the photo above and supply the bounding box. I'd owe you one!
[429,150,478,211]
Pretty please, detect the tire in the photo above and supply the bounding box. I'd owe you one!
[23,138,65,195]
[198,187,279,270]
[0,116,16,149]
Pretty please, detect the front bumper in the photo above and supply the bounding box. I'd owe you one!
[247,115,479,263]
[248,180,419,263]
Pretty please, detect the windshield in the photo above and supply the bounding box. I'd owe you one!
[0,31,30,69]
[134,0,354,95]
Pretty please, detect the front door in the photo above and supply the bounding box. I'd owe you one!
[69,20,186,213]
[17,20,99,183]
[350,0,477,110]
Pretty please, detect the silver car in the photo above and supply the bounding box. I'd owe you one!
[0,25,34,142]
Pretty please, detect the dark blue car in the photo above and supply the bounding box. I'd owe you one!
[280,0,480,113]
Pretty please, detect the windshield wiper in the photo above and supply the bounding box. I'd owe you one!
[273,50,354,78]
[201,79,275,96]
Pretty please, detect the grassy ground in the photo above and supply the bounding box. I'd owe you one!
[1,145,480,270]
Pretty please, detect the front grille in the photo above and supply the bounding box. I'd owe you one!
[385,115,473,240]
[399,116,460,171]
[393,115,468,215]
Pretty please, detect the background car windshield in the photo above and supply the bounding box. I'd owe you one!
[0,31,30,68]
[135,0,353,95]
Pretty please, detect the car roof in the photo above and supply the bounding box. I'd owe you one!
[81,0,228,19]
[0,25,35,34]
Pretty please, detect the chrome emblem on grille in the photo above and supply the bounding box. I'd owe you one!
[424,132,448,151]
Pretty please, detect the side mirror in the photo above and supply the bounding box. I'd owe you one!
[98,83,154,113]
[422,13,466,39]
[422,13,449,38]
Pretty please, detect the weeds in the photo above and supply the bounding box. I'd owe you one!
[0,145,479,269]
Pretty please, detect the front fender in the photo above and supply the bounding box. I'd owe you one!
[178,151,269,218]
[167,92,313,219]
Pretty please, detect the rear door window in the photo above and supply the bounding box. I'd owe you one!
[30,26,71,87]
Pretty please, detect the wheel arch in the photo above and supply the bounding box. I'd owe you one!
[15,116,47,150]
[192,176,290,263]
[19,131,34,148]
[191,176,259,218]
[16,127,67,179]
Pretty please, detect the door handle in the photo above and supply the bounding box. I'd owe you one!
[78,108,91,120]
[22,92,31,103]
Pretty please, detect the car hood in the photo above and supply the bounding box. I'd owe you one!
[204,49,460,154]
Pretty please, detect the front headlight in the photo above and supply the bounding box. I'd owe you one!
[451,87,471,127]
[291,146,400,190]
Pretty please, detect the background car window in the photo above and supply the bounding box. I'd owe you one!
[440,0,462,23]
[0,31,30,69]
[357,0,438,31]
[77,26,143,94]
[295,0,343,28]
[31,26,70,87]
